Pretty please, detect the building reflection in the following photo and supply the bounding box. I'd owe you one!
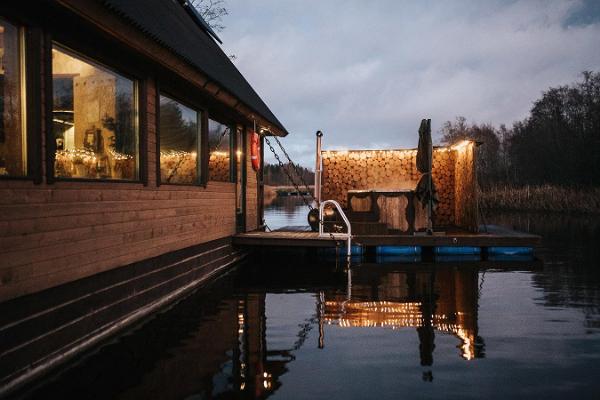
[232,265,485,398]
[319,267,484,363]
[20,265,486,399]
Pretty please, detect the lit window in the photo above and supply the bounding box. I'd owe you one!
[0,18,26,177]
[159,95,201,184]
[52,45,138,180]
[208,118,232,182]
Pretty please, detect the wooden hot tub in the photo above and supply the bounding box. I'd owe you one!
[347,189,428,234]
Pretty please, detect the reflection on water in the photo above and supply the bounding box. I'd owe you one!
[18,206,600,399]
[22,263,488,399]
[486,211,600,332]
[263,196,310,230]
[323,267,482,362]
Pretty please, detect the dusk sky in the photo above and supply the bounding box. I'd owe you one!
[219,0,600,167]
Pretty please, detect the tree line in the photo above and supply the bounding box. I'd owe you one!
[263,163,315,187]
[440,71,600,189]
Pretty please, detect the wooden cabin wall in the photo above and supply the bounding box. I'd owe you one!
[320,149,456,226]
[245,134,259,231]
[453,142,479,232]
[0,78,238,302]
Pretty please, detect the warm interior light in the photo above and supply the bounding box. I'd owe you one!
[450,140,472,152]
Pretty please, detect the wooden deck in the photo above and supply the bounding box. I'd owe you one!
[233,225,541,248]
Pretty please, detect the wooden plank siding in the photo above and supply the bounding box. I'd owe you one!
[0,2,288,303]
[0,65,238,303]
[0,237,246,391]
[0,180,238,302]
[0,0,294,304]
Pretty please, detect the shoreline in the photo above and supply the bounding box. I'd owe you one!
[479,184,600,214]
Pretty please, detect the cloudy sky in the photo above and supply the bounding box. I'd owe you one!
[219,0,600,167]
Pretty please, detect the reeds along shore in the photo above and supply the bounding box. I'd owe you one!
[479,185,600,214]
[264,185,278,206]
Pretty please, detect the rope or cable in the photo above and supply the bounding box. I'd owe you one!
[272,136,315,201]
[263,134,345,252]
[264,136,314,210]
[209,126,231,154]
[478,270,486,302]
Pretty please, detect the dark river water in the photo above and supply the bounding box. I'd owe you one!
[18,197,600,399]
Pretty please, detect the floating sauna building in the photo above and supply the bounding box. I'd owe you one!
[0,0,286,392]
[321,140,478,233]
[235,136,540,254]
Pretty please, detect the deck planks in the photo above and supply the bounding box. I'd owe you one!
[233,225,541,248]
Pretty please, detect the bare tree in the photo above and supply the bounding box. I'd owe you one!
[189,0,236,60]
[189,0,229,32]
[439,71,600,188]
[440,116,502,187]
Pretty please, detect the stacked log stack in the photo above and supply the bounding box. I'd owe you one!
[431,149,456,226]
[209,151,231,182]
[453,142,478,232]
[321,148,459,227]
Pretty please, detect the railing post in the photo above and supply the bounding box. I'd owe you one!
[319,199,352,258]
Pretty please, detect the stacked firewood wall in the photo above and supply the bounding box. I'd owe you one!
[321,149,456,226]
[431,150,456,226]
[454,142,478,232]
[209,152,231,182]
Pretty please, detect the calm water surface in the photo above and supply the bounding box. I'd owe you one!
[19,197,600,399]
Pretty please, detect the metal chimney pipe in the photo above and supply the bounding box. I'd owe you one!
[315,131,323,206]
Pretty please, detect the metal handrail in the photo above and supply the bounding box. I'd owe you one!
[319,200,352,257]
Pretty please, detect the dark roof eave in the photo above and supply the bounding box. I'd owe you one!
[100,0,288,135]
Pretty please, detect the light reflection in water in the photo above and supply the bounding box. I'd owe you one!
[231,265,484,398]
[19,206,600,400]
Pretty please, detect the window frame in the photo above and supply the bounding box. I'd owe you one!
[207,115,235,183]
[47,42,143,184]
[157,91,204,186]
[0,17,38,182]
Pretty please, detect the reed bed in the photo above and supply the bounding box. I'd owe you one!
[479,185,600,214]
[264,185,278,207]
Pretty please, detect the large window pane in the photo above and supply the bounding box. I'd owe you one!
[0,19,26,177]
[159,95,200,184]
[208,118,232,182]
[52,45,138,180]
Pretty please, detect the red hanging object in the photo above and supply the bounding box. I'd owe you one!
[250,130,260,172]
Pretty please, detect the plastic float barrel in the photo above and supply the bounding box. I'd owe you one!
[376,255,422,263]
[488,247,533,256]
[434,246,481,255]
[487,247,534,262]
[319,245,363,257]
[376,246,422,256]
